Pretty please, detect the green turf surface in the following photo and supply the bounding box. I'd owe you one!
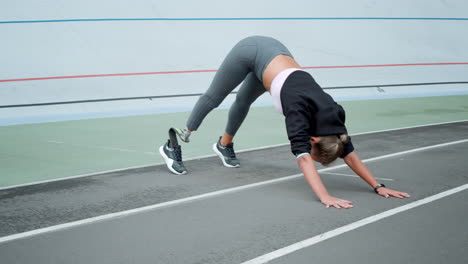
[1,95,467,188]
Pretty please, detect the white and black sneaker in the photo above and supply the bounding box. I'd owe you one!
[159,140,187,175]
[213,137,240,168]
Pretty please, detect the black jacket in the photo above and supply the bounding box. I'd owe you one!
[280,71,354,157]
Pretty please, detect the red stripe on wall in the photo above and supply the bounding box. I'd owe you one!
[1,63,467,83]
[302,62,468,69]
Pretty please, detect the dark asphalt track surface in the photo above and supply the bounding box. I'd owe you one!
[0,121,467,263]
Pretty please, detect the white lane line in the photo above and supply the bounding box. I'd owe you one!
[0,143,291,191]
[1,138,467,244]
[241,183,468,264]
[46,140,157,155]
[0,119,466,191]
[351,119,468,137]
[47,140,63,144]
[321,172,394,181]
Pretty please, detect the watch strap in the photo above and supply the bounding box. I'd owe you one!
[374,183,386,193]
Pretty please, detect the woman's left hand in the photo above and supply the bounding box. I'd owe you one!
[377,188,410,199]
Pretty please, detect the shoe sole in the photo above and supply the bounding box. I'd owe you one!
[212,143,240,168]
[159,146,187,175]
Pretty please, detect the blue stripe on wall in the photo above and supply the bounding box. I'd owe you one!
[1,17,468,24]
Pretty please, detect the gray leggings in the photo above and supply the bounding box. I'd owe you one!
[186,36,293,136]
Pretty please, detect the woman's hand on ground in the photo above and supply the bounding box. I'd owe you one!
[320,195,353,209]
[377,188,410,199]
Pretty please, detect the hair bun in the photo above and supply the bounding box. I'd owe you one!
[338,134,348,143]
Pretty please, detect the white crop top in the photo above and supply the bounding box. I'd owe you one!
[269,68,302,115]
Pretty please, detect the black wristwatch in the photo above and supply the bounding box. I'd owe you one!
[374,184,386,193]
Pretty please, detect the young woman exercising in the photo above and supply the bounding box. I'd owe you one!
[159,36,410,208]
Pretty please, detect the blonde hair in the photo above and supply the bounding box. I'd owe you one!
[314,134,348,166]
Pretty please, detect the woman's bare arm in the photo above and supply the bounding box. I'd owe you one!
[343,152,410,198]
[297,155,353,208]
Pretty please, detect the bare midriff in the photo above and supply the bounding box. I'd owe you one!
[262,55,301,91]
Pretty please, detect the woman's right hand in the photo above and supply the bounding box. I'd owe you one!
[320,195,353,209]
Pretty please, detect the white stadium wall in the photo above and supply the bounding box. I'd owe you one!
[1,0,467,125]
